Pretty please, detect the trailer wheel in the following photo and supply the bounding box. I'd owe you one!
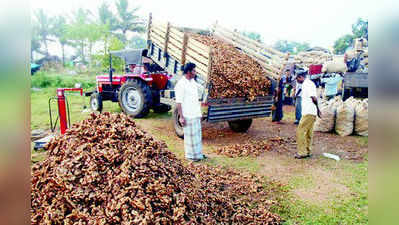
[90,92,103,112]
[173,107,184,139]
[228,119,253,133]
[118,79,152,118]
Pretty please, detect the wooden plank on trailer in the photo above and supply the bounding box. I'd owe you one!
[186,43,210,60]
[214,23,285,57]
[190,63,208,78]
[168,36,184,49]
[151,37,164,50]
[168,51,181,63]
[168,47,182,59]
[185,55,208,72]
[214,24,285,58]
[215,30,282,73]
[167,44,183,55]
[214,33,280,79]
[150,34,164,48]
[151,38,164,49]
[150,30,166,44]
[169,30,183,40]
[151,25,167,38]
[169,27,184,39]
[185,55,208,69]
[151,26,167,40]
[187,38,209,53]
[215,31,275,67]
[214,29,266,58]
[167,44,183,56]
[169,33,184,44]
[186,48,209,66]
[168,48,182,60]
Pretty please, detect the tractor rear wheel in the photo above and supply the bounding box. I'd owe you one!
[228,119,253,133]
[118,79,152,118]
[173,107,184,139]
[90,92,103,112]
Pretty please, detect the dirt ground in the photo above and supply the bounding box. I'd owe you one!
[137,105,368,205]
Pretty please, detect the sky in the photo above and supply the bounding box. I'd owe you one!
[31,0,397,56]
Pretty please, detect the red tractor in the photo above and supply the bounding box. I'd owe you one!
[88,49,171,118]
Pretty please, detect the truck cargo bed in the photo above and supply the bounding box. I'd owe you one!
[344,72,368,88]
[206,96,273,123]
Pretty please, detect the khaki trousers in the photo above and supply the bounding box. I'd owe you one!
[296,114,316,156]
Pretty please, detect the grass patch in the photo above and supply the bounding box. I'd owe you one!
[271,160,368,225]
[205,156,261,174]
[289,174,315,189]
[356,136,368,147]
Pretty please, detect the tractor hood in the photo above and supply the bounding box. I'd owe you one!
[110,49,146,65]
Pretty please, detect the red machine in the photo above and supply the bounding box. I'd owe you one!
[87,49,171,118]
[49,88,83,134]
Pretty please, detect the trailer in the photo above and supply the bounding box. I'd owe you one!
[146,14,286,137]
[343,72,368,100]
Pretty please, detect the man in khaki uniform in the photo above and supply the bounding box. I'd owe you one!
[295,73,322,159]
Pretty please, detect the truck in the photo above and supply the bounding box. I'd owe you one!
[145,14,288,137]
[343,72,368,100]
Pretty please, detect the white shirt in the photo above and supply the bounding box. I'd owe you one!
[295,82,302,97]
[301,78,317,116]
[174,76,202,119]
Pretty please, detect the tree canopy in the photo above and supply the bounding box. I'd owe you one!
[333,18,368,54]
[273,40,310,54]
[31,0,147,71]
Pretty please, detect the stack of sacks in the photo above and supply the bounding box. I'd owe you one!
[336,97,356,136]
[322,55,347,73]
[314,97,342,132]
[314,97,368,137]
[354,98,368,136]
[293,51,333,68]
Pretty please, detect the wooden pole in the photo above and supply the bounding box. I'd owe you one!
[207,47,212,79]
[181,33,188,65]
[164,22,170,53]
[147,13,152,41]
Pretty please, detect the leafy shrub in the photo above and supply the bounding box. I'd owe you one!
[31,71,96,89]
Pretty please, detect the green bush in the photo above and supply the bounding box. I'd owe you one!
[31,71,96,89]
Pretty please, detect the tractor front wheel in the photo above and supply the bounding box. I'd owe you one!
[228,119,253,133]
[118,79,152,118]
[90,92,103,112]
